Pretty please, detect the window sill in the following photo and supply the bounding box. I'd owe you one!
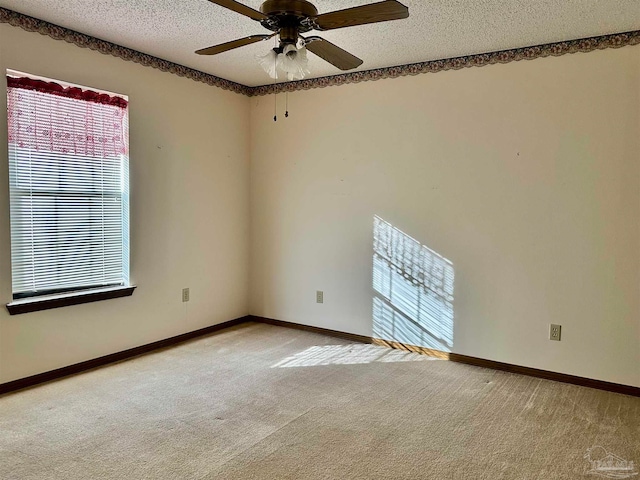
[6,285,136,315]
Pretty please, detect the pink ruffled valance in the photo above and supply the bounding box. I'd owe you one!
[7,76,128,108]
[7,76,128,157]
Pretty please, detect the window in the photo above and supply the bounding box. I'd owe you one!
[6,72,132,313]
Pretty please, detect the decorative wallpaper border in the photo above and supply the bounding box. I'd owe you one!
[0,7,251,96]
[251,30,640,96]
[2,7,639,98]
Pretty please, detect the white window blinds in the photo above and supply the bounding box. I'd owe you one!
[7,74,129,298]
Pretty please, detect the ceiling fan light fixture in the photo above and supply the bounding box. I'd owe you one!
[257,48,279,79]
[279,43,310,81]
[258,41,310,81]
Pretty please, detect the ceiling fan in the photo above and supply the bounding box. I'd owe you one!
[196,0,410,72]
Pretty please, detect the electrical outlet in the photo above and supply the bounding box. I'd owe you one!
[182,288,190,303]
[550,324,561,341]
[316,291,323,304]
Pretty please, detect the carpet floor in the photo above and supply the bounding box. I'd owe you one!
[1,322,638,479]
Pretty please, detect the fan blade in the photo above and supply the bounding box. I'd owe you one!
[207,0,267,21]
[314,0,408,31]
[196,34,274,55]
[304,37,363,70]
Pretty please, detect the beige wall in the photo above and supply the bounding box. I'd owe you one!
[250,47,640,387]
[0,25,251,383]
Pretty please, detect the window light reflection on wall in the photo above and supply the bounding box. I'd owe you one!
[372,216,455,352]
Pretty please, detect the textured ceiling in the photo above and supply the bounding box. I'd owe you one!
[2,1,640,87]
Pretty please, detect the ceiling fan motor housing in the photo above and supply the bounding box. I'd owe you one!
[260,0,319,44]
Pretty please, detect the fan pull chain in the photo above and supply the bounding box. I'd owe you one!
[273,51,278,122]
[285,91,289,118]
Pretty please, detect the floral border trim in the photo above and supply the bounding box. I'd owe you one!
[2,7,639,98]
[250,30,640,96]
[0,7,251,96]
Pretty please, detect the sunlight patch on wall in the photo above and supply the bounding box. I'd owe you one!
[373,216,455,352]
[272,344,434,368]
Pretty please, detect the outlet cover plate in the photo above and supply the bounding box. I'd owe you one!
[550,324,561,341]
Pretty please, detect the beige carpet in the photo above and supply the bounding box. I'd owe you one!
[1,322,638,480]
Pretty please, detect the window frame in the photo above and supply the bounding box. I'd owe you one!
[5,71,134,314]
